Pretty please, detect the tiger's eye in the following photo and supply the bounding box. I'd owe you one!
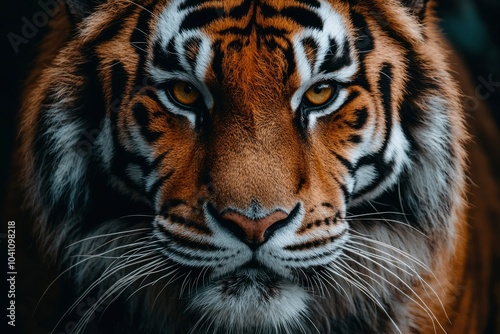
[304,82,334,106]
[171,81,200,106]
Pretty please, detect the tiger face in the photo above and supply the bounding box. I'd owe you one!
[22,0,467,333]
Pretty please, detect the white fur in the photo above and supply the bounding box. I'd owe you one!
[187,270,311,334]
[350,123,411,205]
[148,0,214,126]
[37,106,90,210]
[291,0,357,120]
[94,118,114,170]
[125,163,144,186]
[353,164,378,193]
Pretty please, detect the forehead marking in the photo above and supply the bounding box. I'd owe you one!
[292,1,355,85]
[151,0,214,83]
[150,0,357,118]
[152,1,355,80]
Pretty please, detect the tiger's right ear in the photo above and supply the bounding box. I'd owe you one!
[400,0,429,19]
[65,0,105,21]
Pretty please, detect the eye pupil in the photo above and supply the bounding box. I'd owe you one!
[170,81,200,106]
[304,81,334,106]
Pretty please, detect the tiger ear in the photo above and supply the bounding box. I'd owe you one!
[400,0,429,19]
[65,0,105,21]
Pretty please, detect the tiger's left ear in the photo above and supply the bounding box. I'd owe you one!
[65,0,106,21]
[401,0,429,19]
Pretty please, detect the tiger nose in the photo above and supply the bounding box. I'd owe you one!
[221,210,289,249]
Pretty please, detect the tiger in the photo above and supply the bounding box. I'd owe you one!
[14,0,500,333]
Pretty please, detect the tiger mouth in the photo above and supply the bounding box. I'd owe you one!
[186,266,311,332]
[215,267,284,297]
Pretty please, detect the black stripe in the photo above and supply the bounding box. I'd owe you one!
[345,107,368,130]
[229,0,253,19]
[259,2,279,17]
[350,10,374,91]
[181,7,223,30]
[257,26,289,37]
[379,63,393,153]
[352,157,395,198]
[161,228,219,251]
[129,9,150,58]
[220,25,252,36]
[277,37,296,81]
[164,214,212,235]
[350,10,374,55]
[320,39,351,73]
[319,38,338,71]
[79,53,107,125]
[332,174,351,202]
[148,171,174,197]
[284,233,345,251]
[343,90,361,106]
[132,102,162,142]
[152,39,185,73]
[147,150,170,172]
[109,61,129,113]
[331,151,354,173]
[297,103,309,130]
[348,134,362,143]
[399,51,440,154]
[296,176,307,194]
[163,242,217,261]
[399,100,419,155]
[280,6,323,30]
[211,41,225,83]
[284,246,331,261]
[141,150,171,192]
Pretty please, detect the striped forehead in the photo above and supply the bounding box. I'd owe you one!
[149,0,355,87]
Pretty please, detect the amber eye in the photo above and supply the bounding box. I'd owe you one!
[170,81,201,106]
[304,81,334,106]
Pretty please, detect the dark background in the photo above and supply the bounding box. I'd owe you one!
[1,0,499,333]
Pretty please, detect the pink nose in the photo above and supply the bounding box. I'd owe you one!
[221,210,289,246]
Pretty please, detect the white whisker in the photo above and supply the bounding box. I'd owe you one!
[326,263,403,334]
[345,217,429,239]
[66,228,150,248]
[340,247,443,334]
